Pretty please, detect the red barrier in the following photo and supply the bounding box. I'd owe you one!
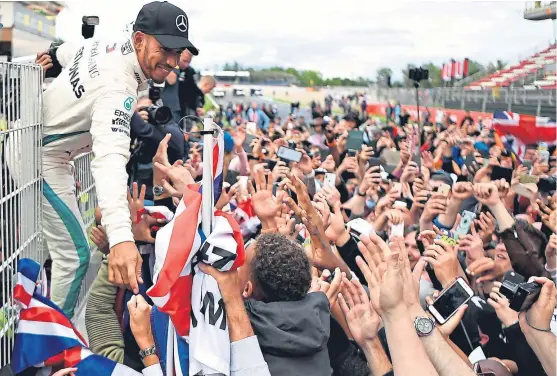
[367,103,493,128]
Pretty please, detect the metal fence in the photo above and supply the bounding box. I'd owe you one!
[0,62,44,367]
[72,152,100,335]
[0,61,99,366]
[377,86,556,117]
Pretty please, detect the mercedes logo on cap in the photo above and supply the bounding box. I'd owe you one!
[176,14,188,33]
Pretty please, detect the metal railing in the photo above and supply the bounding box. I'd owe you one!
[378,86,556,117]
[0,61,100,365]
[0,62,43,367]
[72,152,100,335]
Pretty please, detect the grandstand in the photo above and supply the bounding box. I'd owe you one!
[466,44,556,90]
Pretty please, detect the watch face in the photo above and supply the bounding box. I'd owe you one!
[417,318,434,334]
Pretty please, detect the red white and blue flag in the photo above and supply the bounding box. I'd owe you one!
[231,197,261,236]
[12,258,141,375]
[147,131,245,375]
[493,111,556,146]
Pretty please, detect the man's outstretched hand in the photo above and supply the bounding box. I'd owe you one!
[108,241,143,294]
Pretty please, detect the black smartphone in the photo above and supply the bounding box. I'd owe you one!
[277,146,302,163]
[266,159,278,171]
[368,157,382,168]
[463,155,476,170]
[225,170,240,187]
[243,134,258,152]
[320,148,331,161]
[522,160,533,170]
[538,177,556,193]
[347,130,364,152]
[491,166,513,183]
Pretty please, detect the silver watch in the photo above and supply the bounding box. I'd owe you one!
[139,344,157,359]
[414,316,435,337]
[153,185,164,197]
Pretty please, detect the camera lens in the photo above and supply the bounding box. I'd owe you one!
[151,106,172,125]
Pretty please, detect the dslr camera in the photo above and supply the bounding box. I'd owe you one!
[138,81,173,126]
[499,271,542,311]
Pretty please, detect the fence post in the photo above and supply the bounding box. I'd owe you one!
[482,91,488,113]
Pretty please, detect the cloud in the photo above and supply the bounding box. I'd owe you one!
[55,0,556,80]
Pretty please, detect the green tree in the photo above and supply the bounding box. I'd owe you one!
[376,67,393,85]
[466,59,484,76]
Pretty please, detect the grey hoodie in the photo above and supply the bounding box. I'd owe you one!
[245,292,332,376]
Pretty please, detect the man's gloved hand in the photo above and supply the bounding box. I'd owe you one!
[108,241,143,294]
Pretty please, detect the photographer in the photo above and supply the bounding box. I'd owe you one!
[128,96,185,202]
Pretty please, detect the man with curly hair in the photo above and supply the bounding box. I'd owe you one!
[237,233,333,376]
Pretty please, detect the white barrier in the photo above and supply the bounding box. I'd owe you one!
[0,62,44,367]
[0,60,101,365]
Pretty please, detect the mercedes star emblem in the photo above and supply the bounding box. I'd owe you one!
[176,15,188,32]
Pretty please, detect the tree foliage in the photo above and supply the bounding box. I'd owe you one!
[219,56,507,88]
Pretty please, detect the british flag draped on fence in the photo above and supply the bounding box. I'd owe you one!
[493,110,556,157]
[147,127,245,376]
[12,258,141,376]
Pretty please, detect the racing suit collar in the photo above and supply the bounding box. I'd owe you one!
[122,37,149,92]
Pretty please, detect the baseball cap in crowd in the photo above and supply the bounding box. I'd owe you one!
[223,132,234,153]
[134,1,199,55]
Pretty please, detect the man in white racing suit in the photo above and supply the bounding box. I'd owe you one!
[37,1,198,319]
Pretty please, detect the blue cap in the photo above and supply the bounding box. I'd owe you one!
[224,132,234,153]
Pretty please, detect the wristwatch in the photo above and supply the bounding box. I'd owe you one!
[153,185,164,197]
[139,344,157,359]
[414,316,435,337]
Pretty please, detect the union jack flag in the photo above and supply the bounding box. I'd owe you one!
[147,130,245,375]
[493,110,556,146]
[12,258,141,376]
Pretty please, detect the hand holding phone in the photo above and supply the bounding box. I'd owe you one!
[428,277,473,324]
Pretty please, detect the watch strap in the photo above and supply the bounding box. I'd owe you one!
[139,344,157,359]
[153,185,164,197]
[414,316,435,337]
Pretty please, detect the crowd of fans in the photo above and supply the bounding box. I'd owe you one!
[89,68,557,375]
[2,3,557,375]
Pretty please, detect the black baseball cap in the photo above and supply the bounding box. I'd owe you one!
[133,1,199,55]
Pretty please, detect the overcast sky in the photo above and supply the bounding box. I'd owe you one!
[55,1,556,80]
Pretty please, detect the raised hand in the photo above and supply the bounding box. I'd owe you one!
[473,182,501,207]
[458,226,487,263]
[425,291,468,337]
[153,162,195,198]
[421,192,448,221]
[127,294,154,350]
[487,281,519,327]
[127,182,147,223]
[248,168,282,228]
[152,134,173,187]
[475,211,496,244]
[338,276,382,345]
[355,233,405,318]
[309,268,344,308]
[422,238,461,287]
[465,256,508,283]
[452,181,474,201]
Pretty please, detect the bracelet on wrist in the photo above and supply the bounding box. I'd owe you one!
[520,311,552,332]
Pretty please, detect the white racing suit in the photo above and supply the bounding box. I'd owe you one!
[37,37,147,319]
